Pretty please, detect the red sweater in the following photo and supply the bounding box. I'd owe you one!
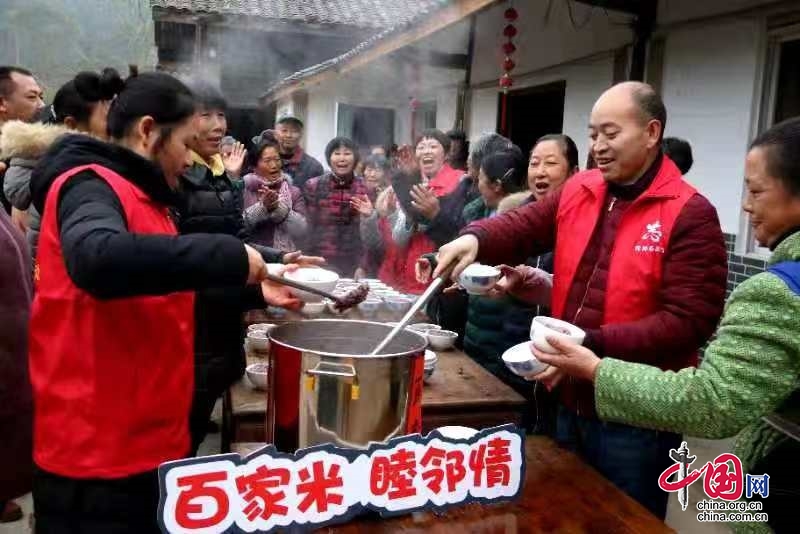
[464,156,727,418]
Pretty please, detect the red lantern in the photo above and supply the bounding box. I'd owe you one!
[502,41,517,55]
[409,97,420,111]
[504,7,519,21]
[503,24,518,38]
[503,57,516,72]
[499,73,513,88]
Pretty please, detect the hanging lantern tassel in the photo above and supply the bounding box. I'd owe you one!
[498,3,519,134]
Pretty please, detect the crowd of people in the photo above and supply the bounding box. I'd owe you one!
[0,61,797,534]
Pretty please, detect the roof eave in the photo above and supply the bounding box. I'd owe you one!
[259,0,499,105]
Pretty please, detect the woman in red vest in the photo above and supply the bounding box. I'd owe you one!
[27,72,299,534]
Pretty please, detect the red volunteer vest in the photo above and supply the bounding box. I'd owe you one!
[551,158,696,333]
[30,164,195,478]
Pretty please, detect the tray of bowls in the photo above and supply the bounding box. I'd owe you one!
[286,272,422,321]
[383,322,460,384]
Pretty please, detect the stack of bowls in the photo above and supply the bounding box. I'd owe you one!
[245,323,276,357]
[423,349,438,381]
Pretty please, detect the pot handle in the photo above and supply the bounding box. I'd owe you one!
[306,361,357,379]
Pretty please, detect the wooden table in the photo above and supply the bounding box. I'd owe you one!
[223,346,526,451]
[232,437,674,533]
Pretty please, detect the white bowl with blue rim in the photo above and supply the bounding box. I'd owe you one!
[458,263,502,295]
[530,316,586,354]
[502,341,549,378]
[357,298,382,317]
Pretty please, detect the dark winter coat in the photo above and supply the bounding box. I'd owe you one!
[0,207,33,501]
[175,162,282,450]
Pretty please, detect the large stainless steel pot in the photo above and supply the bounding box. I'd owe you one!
[267,320,427,452]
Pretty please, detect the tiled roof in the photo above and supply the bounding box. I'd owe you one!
[151,0,449,29]
[261,0,453,99]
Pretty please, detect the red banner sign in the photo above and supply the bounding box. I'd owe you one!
[158,424,525,533]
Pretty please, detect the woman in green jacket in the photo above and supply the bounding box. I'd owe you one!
[533,117,800,533]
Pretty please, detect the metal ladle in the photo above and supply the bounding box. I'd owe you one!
[263,272,369,311]
[370,255,454,355]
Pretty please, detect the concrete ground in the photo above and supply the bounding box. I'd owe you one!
[1,409,735,533]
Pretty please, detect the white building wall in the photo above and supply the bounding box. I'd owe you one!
[468,54,615,156]
[435,87,459,132]
[469,0,632,85]
[304,89,337,168]
[660,18,762,234]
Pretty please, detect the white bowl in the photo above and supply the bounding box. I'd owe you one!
[302,301,327,316]
[530,316,586,354]
[247,323,276,335]
[502,341,549,378]
[436,426,478,440]
[408,323,441,334]
[423,350,437,382]
[384,296,413,314]
[284,267,339,302]
[424,349,438,365]
[458,263,502,295]
[427,329,458,351]
[246,362,269,390]
[246,331,270,351]
[358,299,382,316]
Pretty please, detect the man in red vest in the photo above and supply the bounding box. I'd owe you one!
[433,82,728,519]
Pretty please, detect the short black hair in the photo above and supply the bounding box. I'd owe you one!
[325,136,359,167]
[750,117,800,197]
[53,68,124,125]
[446,129,467,142]
[415,128,451,154]
[186,80,227,112]
[255,132,280,158]
[534,134,580,170]
[631,84,667,141]
[107,72,196,140]
[0,66,34,98]
[480,149,526,194]
[663,137,693,174]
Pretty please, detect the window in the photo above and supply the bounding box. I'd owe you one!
[748,26,800,254]
[413,101,437,136]
[336,104,395,152]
